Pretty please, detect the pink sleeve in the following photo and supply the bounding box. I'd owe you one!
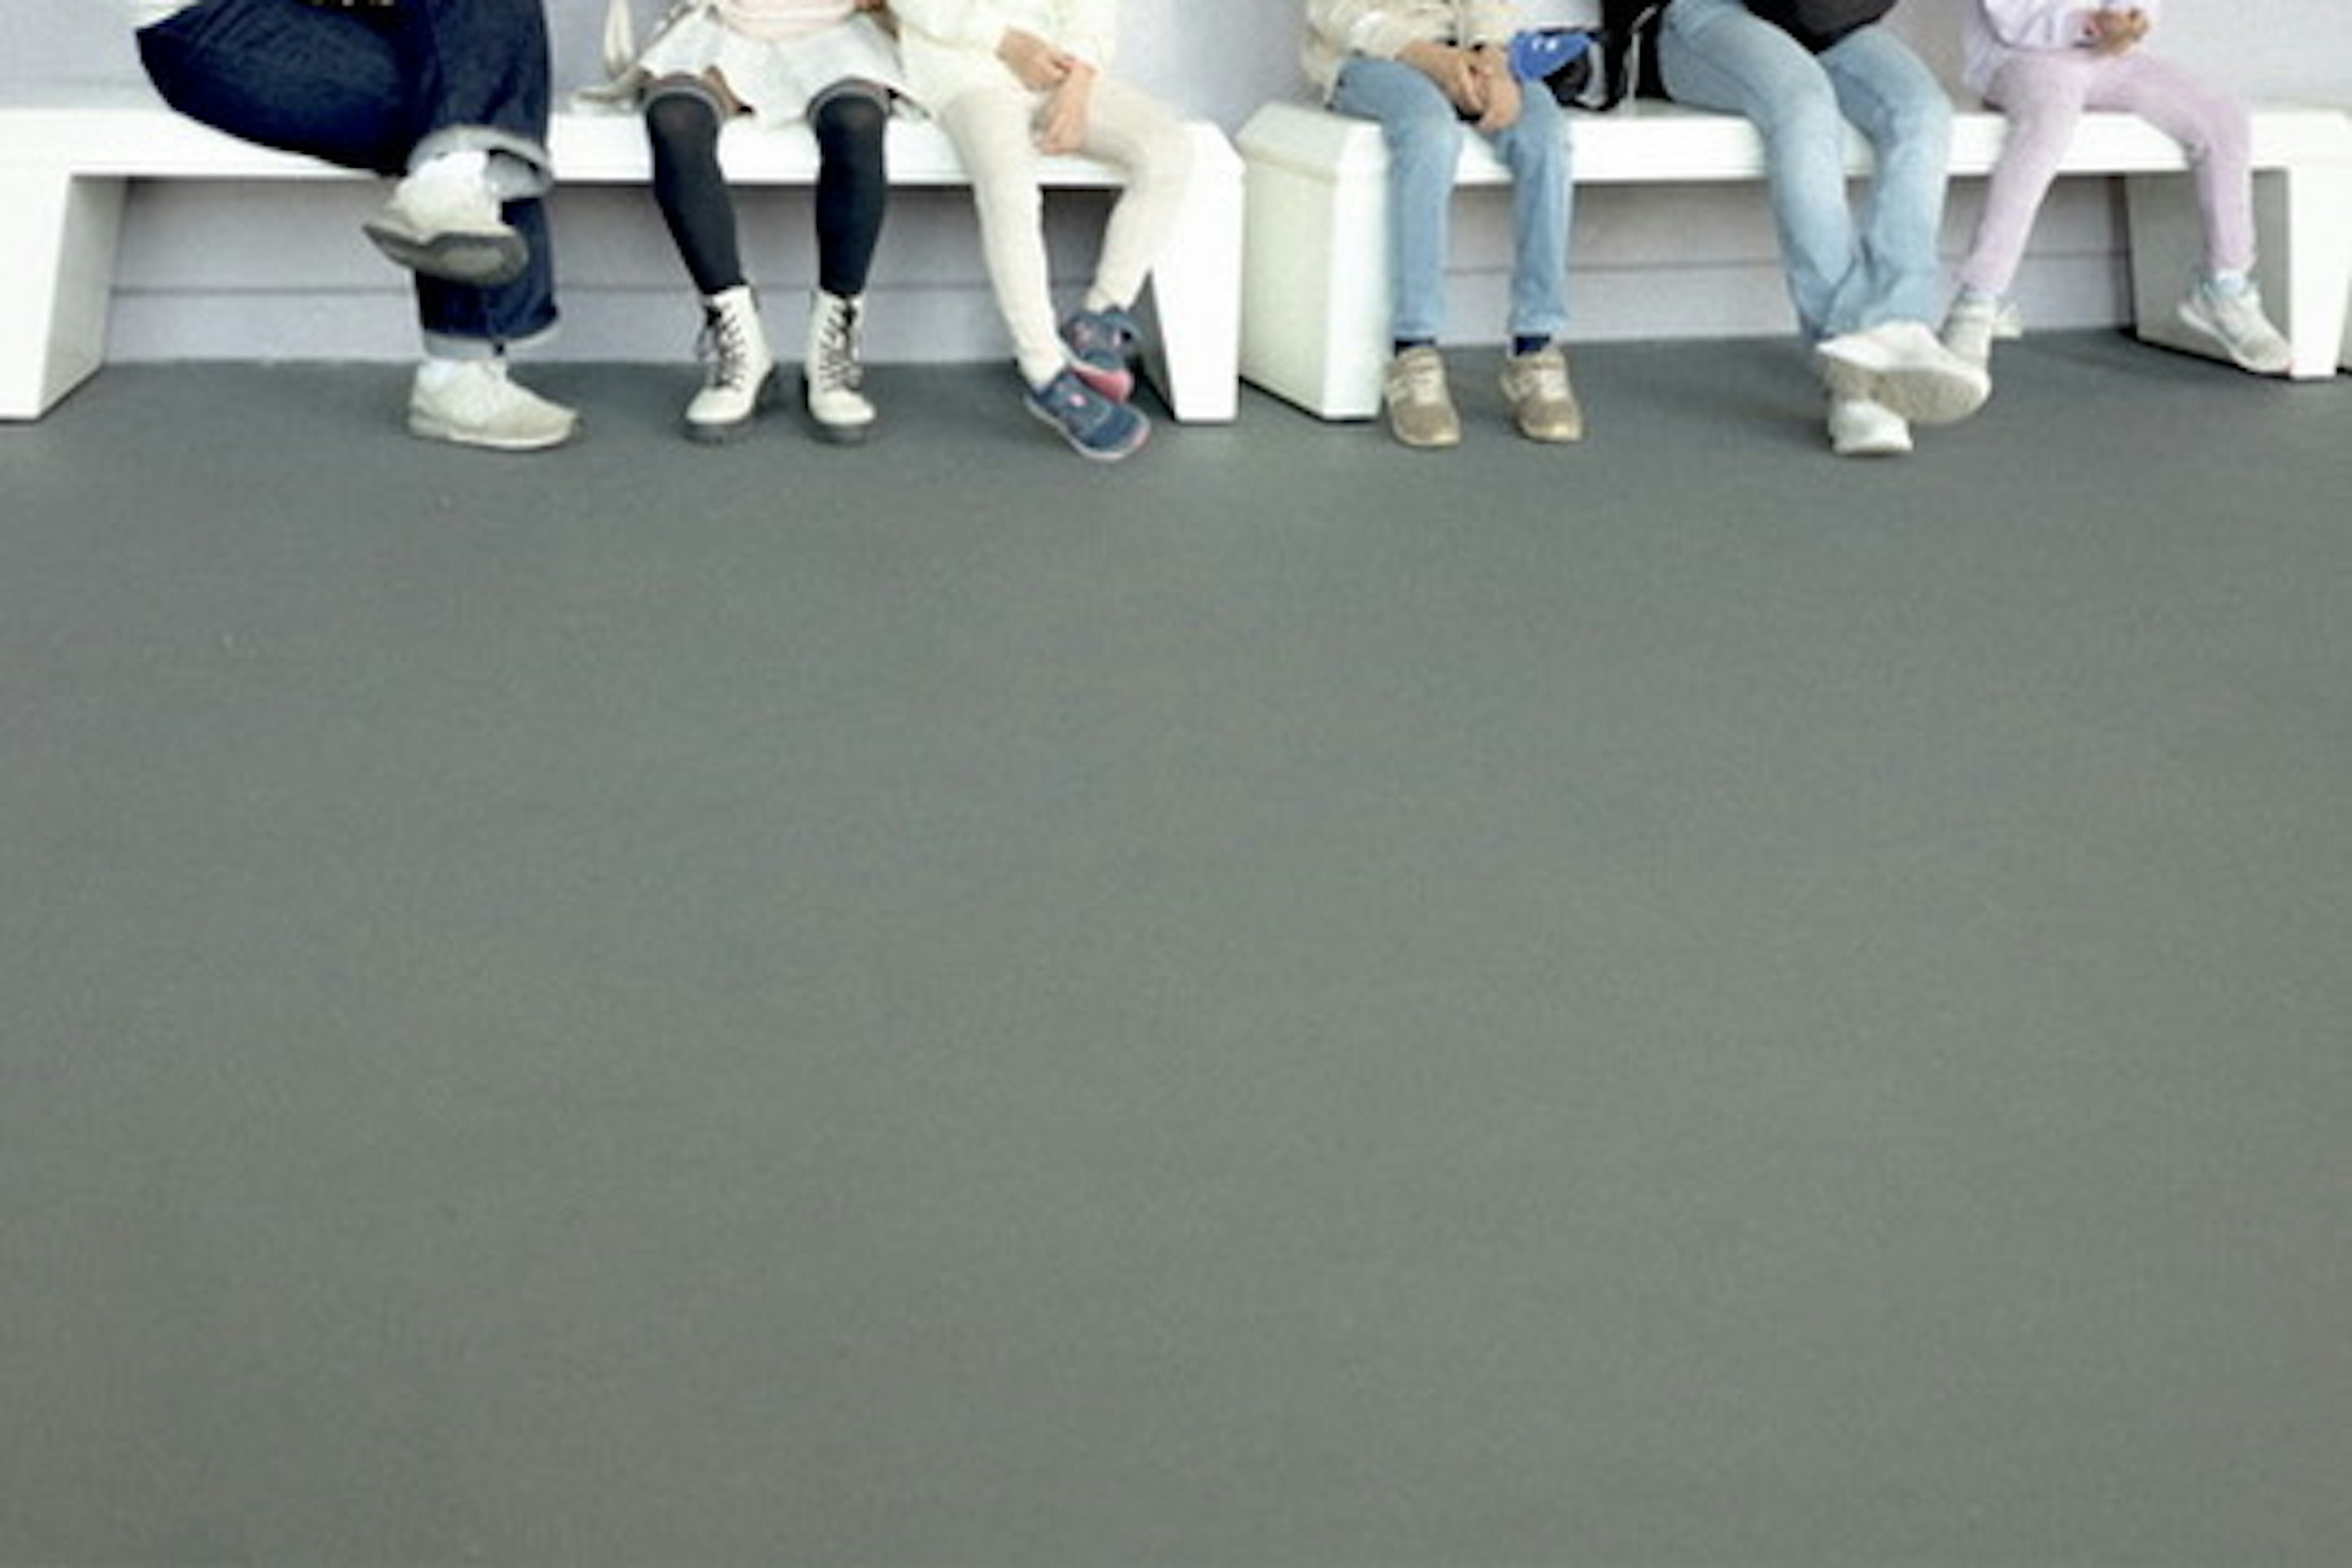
[1977,0,2101,51]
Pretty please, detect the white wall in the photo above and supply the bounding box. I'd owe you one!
[13,1,2350,365]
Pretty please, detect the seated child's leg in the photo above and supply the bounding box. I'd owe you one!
[936,83,1150,456]
[811,85,891,298]
[800,86,891,443]
[643,76,744,296]
[2094,53,2255,279]
[1958,53,2092,299]
[937,86,1062,388]
[1069,75,1193,317]
[1488,85,1572,350]
[643,74,775,442]
[1330,58,1467,347]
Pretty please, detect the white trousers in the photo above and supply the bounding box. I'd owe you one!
[933,74,1191,387]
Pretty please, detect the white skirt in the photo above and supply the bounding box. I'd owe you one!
[631,9,910,126]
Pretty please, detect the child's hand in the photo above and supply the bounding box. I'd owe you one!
[1400,40,1487,118]
[2089,7,2150,53]
[999,28,1074,91]
[1036,62,1095,153]
[1471,47,1521,132]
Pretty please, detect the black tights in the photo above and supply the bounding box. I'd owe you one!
[643,85,889,300]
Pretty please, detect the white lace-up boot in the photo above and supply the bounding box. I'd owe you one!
[803,290,876,444]
[685,285,776,443]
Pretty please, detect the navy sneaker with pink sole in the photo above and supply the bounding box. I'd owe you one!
[1059,307,1140,402]
[1026,367,1150,462]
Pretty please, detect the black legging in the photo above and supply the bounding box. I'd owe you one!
[643,85,889,300]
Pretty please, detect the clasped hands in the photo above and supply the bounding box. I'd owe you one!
[1000,26,1096,152]
[1400,40,1523,133]
[2088,6,2152,54]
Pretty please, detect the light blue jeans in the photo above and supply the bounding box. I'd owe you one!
[1659,0,1950,341]
[1330,58,1574,347]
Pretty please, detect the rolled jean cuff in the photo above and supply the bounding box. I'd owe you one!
[411,126,552,197]
[421,318,559,360]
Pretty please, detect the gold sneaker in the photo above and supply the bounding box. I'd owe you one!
[1382,346,1461,450]
[1499,345,1583,443]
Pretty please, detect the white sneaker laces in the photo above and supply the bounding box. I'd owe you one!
[1520,355,1569,399]
[1398,353,1446,405]
[701,308,758,393]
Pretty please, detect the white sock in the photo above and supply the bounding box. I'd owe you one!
[418,355,500,390]
[407,149,490,190]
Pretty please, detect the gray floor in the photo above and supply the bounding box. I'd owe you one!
[4,335,2350,1568]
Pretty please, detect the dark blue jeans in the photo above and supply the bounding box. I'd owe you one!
[137,0,559,353]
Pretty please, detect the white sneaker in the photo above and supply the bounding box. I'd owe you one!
[803,290,876,444]
[1828,396,1913,459]
[1499,345,1584,443]
[2177,279,2293,375]
[1940,293,2017,368]
[1815,320,1991,426]
[364,151,528,287]
[685,285,778,443]
[407,359,578,451]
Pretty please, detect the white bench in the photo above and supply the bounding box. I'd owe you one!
[0,83,1243,423]
[1238,98,2352,418]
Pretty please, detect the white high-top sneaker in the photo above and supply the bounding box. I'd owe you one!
[685,285,777,443]
[804,290,876,444]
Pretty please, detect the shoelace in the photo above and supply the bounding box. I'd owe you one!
[700,308,758,393]
[1518,358,1569,398]
[1398,354,1447,404]
[2209,290,2267,337]
[813,300,863,392]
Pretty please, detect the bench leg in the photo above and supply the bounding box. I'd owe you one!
[1137,125,1243,424]
[1239,135,1392,421]
[2125,160,2352,382]
[1,172,127,420]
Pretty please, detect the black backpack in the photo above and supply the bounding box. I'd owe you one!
[1596,0,1673,106]
[1744,0,1899,52]
[1528,1,1671,111]
[1534,0,1895,108]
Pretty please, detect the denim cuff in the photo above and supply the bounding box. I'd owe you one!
[421,318,559,361]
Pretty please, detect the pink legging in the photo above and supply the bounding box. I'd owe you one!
[1958,48,2255,295]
